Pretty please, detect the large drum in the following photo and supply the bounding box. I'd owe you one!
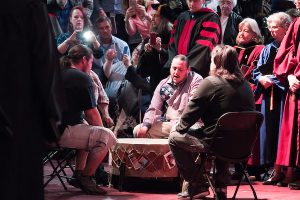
[109,138,178,178]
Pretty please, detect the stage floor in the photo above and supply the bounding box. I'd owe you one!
[44,163,300,200]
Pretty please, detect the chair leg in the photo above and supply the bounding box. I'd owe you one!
[232,164,258,200]
[243,170,258,200]
[202,158,219,200]
[118,161,126,191]
[44,158,68,190]
[232,170,243,199]
[43,149,76,191]
[204,172,218,200]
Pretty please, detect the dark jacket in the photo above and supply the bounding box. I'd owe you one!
[219,11,243,47]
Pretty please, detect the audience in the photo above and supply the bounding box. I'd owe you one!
[92,0,128,42]
[124,0,153,40]
[137,4,172,92]
[218,0,243,46]
[164,0,221,78]
[92,16,130,83]
[158,0,189,22]
[47,0,72,33]
[88,69,114,127]
[102,44,148,125]
[56,6,102,57]
[253,12,292,175]
[169,45,255,199]
[133,55,203,138]
[59,44,117,195]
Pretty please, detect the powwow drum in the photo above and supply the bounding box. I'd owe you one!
[109,138,178,178]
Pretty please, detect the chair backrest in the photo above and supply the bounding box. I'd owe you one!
[208,111,264,162]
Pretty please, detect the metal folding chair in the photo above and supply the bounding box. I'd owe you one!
[43,145,76,190]
[198,111,264,200]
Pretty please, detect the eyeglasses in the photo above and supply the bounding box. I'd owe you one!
[268,25,281,30]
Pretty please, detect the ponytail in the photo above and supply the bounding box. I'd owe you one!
[60,55,71,69]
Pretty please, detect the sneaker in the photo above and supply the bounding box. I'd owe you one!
[68,170,82,188]
[78,175,107,195]
[177,191,189,198]
[288,181,300,190]
[177,180,189,198]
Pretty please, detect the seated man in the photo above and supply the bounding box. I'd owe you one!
[133,55,203,138]
[59,44,117,195]
[168,45,255,199]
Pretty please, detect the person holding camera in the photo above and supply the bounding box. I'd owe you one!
[124,0,155,40]
[136,4,173,92]
[57,6,102,58]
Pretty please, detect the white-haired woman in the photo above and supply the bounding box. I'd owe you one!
[218,0,243,46]
[253,12,292,186]
[232,17,265,180]
[235,18,264,82]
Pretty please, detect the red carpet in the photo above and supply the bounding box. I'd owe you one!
[44,174,300,200]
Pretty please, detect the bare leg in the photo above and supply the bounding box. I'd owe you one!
[82,147,109,176]
[75,150,88,171]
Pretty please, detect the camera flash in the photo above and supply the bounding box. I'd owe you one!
[83,31,93,41]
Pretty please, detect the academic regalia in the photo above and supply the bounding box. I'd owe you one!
[164,8,221,78]
[253,41,287,165]
[235,41,264,166]
[273,17,300,167]
[235,42,265,81]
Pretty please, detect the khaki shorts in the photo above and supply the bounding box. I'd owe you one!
[59,124,117,152]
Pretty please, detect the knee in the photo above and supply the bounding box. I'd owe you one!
[168,131,180,146]
[104,128,117,148]
[93,127,117,149]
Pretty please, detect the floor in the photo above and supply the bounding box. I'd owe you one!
[44,163,300,200]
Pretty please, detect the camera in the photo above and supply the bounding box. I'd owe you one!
[149,32,157,46]
[83,31,93,41]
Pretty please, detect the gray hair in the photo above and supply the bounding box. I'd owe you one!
[239,18,263,44]
[267,12,292,29]
[218,0,237,7]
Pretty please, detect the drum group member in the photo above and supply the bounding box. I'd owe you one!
[133,55,203,138]
[59,44,117,195]
[169,45,255,199]
[164,0,221,78]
